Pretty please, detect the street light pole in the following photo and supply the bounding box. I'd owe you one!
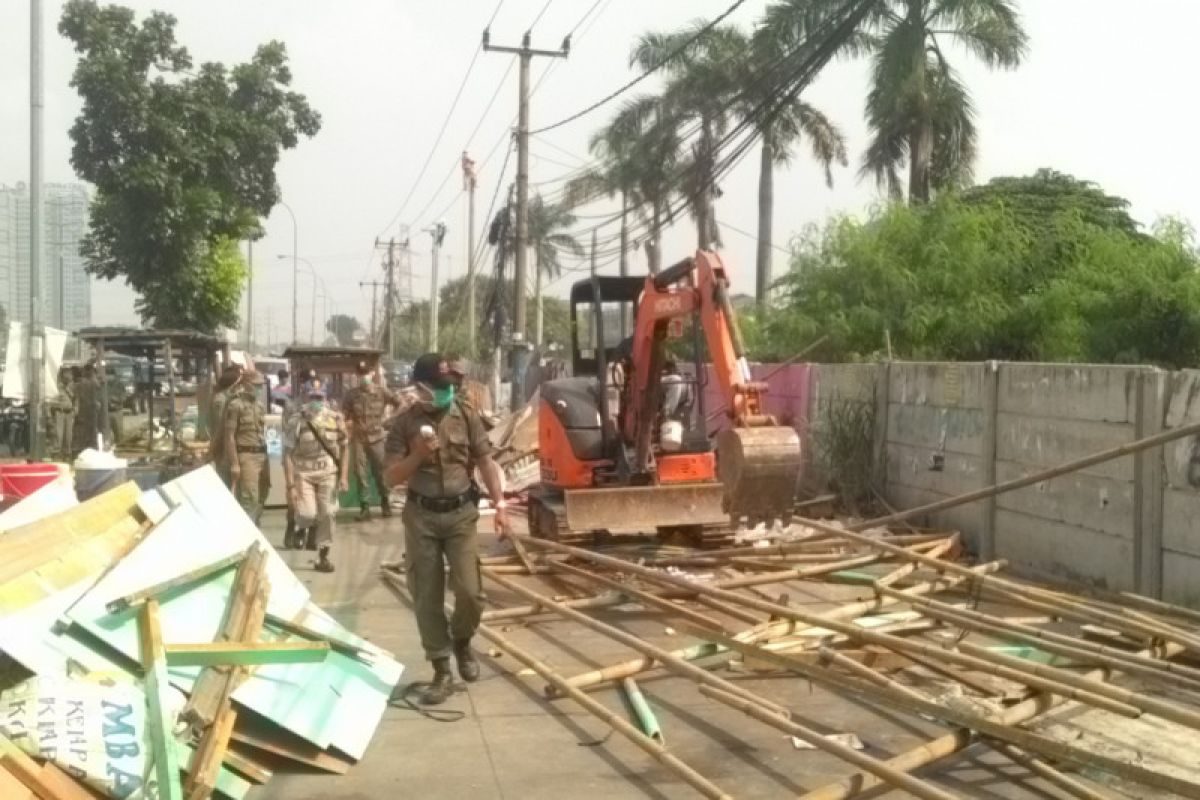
[278,202,298,344]
[29,0,45,459]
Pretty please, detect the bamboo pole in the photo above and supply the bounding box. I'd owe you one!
[801,638,1187,800]
[879,584,1200,692]
[685,623,1200,799]
[649,532,946,568]
[482,568,793,719]
[697,686,962,800]
[516,536,1151,717]
[480,592,622,622]
[853,418,1200,532]
[550,560,730,633]
[987,742,1118,800]
[815,651,1116,800]
[875,536,958,588]
[477,619,730,799]
[555,560,1005,693]
[793,519,1200,654]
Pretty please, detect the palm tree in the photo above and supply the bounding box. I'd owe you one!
[528,195,585,346]
[740,29,847,310]
[763,0,1027,203]
[566,96,681,275]
[631,23,747,250]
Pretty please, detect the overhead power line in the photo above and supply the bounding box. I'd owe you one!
[376,0,507,238]
[530,0,749,135]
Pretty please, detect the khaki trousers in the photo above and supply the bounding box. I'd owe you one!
[403,502,483,661]
[233,451,269,525]
[295,469,338,547]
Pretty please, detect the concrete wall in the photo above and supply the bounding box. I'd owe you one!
[799,360,1198,601]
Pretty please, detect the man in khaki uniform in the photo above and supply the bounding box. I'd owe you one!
[284,381,349,573]
[343,360,407,520]
[207,364,243,486]
[384,353,510,705]
[225,370,269,524]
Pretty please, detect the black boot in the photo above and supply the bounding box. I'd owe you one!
[421,658,455,705]
[315,545,335,573]
[357,505,371,522]
[282,520,297,550]
[304,526,317,551]
[453,639,480,682]
[380,501,392,518]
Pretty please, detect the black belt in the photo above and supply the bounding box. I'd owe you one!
[236,445,266,454]
[406,489,472,513]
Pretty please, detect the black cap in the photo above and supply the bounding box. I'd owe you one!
[355,360,372,375]
[412,352,446,387]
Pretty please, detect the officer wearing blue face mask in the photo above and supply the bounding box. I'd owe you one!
[384,352,510,705]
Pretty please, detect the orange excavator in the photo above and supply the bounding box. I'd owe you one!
[528,250,802,544]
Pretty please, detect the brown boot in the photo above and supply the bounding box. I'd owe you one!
[453,639,479,683]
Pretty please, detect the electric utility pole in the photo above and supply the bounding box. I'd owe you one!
[245,239,254,352]
[483,28,569,410]
[425,222,446,350]
[462,152,478,358]
[29,0,45,459]
[359,280,386,347]
[376,237,396,358]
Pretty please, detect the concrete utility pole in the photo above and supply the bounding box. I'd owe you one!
[377,237,396,358]
[29,0,45,459]
[462,152,478,358]
[245,239,254,352]
[278,201,298,344]
[483,28,569,410]
[360,280,386,346]
[425,222,447,350]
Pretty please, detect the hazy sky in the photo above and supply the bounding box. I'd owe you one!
[2,0,1199,347]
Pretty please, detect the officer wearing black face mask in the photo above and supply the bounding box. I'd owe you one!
[383,352,510,705]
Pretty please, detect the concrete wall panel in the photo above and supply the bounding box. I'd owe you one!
[994,509,1134,590]
[1163,550,1200,608]
[994,460,1134,539]
[999,364,1138,422]
[889,362,984,407]
[995,413,1135,481]
[888,404,985,455]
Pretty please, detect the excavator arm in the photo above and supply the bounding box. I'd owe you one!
[623,250,802,524]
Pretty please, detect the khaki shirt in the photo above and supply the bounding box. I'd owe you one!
[344,382,406,444]
[284,405,347,473]
[386,401,490,498]
[224,391,266,450]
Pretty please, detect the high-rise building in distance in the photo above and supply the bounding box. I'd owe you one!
[0,182,92,332]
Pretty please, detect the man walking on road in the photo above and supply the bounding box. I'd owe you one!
[207,364,243,486]
[344,360,408,520]
[384,352,510,705]
[224,370,270,524]
[284,380,349,573]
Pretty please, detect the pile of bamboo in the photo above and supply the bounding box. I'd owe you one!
[383,521,1200,799]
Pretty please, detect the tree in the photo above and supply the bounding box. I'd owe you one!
[960,168,1143,238]
[631,23,748,249]
[59,1,320,330]
[528,196,585,346]
[741,28,847,309]
[567,96,682,275]
[325,314,362,347]
[763,181,1200,368]
[763,0,1028,203]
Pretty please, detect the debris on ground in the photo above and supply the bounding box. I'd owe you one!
[381,518,1200,799]
[0,466,403,799]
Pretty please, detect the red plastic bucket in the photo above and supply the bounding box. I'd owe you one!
[1,463,61,503]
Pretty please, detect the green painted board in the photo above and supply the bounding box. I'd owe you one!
[164,641,330,667]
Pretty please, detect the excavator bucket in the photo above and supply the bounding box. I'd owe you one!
[716,426,803,526]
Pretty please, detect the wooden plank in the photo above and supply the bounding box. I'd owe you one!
[0,761,36,800]
[227,713,354,775]
[165,641,329,667]
[106,547,251,614]
[182,544,269,731]
[139,600,184,800]
[185,700,238,799]
[263,612,375,662]
[0,734,94,800]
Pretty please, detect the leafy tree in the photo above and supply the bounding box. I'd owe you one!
[763,186,1200,368]
[960,168,1142,238]
[763,0,1028,203]
[325,314,362,347]
[59,0,320,331]
[529,196,585,346]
